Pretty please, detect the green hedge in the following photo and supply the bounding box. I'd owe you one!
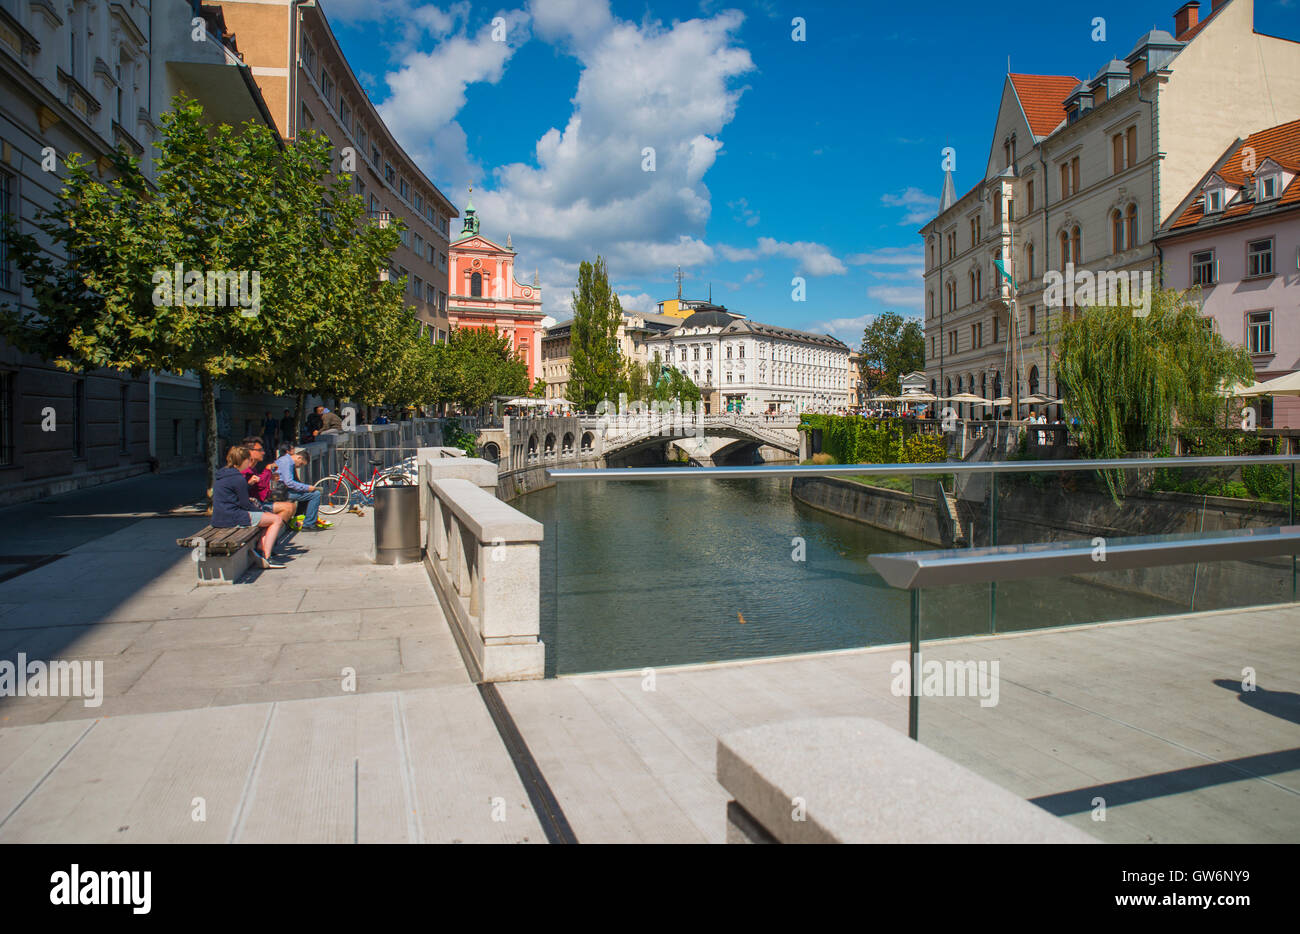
[798,415,947,465]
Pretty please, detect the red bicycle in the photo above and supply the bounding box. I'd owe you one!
[313,455,412,514]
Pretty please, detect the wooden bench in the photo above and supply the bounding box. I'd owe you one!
[177,525,262,585]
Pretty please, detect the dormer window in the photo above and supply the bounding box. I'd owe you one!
[1257,174,1279,201]
[1205,189,1223,213]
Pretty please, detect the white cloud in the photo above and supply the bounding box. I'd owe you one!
[867,285,924,310]
[881,187,940,225]
[743,268,763,283]
[719,237,846,276]
[728,197,760,227]
[618,291,655,313]
[808,313,875,347]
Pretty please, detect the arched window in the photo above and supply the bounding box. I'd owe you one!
[929,238,935,267]
[946,378,952,398]
[993,372,1002,400]
[928,291,934,317]
[969,271,976,303]
[980,373,987,399]
[1125,203,1138,249]
[1060,230,1071,268]
[930,379,937,395]
[470,272,482,297]
[1071,225,1082,265]
[1111,209,1124,253]
[1025,242,1035,278]
[1028,365,1040,396]
[975,268,982,299]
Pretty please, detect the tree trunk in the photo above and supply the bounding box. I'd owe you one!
[294,390,306,447]
[200,369,219,505]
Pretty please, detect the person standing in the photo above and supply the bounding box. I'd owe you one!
[279,409,295,448]
[262,411,279,454]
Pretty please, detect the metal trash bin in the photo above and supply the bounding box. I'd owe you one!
[373,483,421,565]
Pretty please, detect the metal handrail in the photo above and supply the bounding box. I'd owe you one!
[869,525,1300,590]
[871,523,1300,739]
[548,454,1300,481]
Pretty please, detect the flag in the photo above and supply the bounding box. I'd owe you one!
[994,258,1017,290]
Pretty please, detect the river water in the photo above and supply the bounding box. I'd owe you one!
[515,476,1182,676]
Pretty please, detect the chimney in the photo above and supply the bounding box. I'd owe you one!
[1174,2,1199,37]
[1211,0,1227,11]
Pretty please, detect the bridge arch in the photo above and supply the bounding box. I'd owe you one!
[562,432,575,455]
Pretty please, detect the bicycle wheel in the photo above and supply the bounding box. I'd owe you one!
[313,475,353,514]
[373,470,412,487]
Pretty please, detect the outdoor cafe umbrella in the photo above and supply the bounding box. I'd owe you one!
[942,392,994,405]
[896,392,938,403]
[1242,371,1300,396]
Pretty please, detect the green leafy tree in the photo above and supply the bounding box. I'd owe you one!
[529,377,547,398]
[568,256,623,409]
[1,98,306,491]
[438,326,527,411]
[647,359,701,404]
[861,312,925,395]
[1056,288,1252,495]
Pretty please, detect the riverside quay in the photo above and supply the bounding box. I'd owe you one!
[1,0,1298,889]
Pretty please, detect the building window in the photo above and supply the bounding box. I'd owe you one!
[1025,242,1034,278]
[1028,306,1037,335]
[470,272,482,297]
[1247,239,1273,278]
[301,37,316,72]
[1191,250,1215,286]
[1071,225,1082,266]
[72,380,85,458]
[339,99,351,132]
[992,315,999,343]
[680,347,687,362]
[0,370,12,466]
[1026,179,1034,214]
[1205,188,1223,213]
[384,162,395,184]
[0,171,12,291]
[1258,174,1279,201]
[1247,311,1273,354]
[993,195,1002,226]
[321,69,334,104]
[399,178,409,200]
[300,102,313,131]
[119,384,129,452]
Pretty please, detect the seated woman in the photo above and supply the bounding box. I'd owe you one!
[212,445,286,569]
[240,436,295,527]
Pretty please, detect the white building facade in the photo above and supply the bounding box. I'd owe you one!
[646,307,850,414]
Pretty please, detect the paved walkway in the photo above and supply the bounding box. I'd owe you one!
[0,486,543,843]
[498,606,1300,844]
[4,471,1297,844]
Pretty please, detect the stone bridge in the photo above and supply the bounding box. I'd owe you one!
[585,412,801,463]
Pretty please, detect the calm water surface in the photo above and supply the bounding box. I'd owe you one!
[514,476,1181,676]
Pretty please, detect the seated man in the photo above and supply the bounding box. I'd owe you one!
[318,407,344,435]
[241,436,296,529]
[213,445,286,569]
[274,445,333,531]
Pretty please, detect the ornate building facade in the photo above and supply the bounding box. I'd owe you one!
[447,195,546,384]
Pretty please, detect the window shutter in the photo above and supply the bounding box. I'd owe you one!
[1126,127,1137,167]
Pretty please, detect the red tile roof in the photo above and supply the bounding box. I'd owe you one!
[1176,1,1224,42]
[1167,117,1300,229]
[1008,74,1080,137]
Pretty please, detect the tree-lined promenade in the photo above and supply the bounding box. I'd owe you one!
[0,98,527,489]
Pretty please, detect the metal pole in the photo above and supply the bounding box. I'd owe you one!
[989,471,998,633]
[908,588,920,741]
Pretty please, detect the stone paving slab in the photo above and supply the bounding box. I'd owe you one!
[498,605,1300,844]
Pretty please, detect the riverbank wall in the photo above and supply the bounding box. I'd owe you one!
[791,475,1295,609]
[498,458,602,502]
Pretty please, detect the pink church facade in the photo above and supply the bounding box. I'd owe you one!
[446,198,546,385]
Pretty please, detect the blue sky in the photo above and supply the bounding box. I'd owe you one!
[320,0,1300,344]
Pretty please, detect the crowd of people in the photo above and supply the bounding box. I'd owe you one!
[211,437,334,568]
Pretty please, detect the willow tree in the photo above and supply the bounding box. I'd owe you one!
[1056,288,1252,491]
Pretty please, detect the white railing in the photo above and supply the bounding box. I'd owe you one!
[424,470,544,681]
